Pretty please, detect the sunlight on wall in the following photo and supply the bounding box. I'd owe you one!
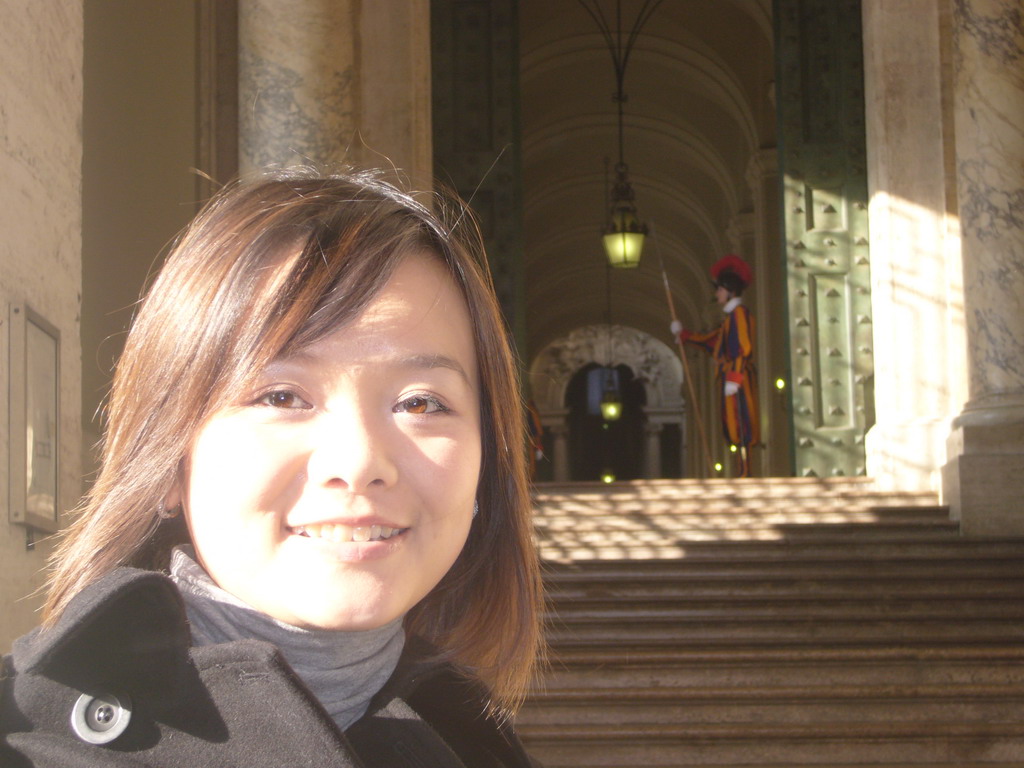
[865,191,966,492]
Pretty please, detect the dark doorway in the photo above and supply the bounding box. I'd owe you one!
[566,363,646,481]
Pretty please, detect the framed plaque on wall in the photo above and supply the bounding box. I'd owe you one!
[9,303,60,533]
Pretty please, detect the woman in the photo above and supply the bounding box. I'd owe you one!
[1,170,545,767]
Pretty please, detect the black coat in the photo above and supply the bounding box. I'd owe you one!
[0,568,537,767]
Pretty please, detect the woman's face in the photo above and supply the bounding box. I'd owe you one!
[180,253,482,631]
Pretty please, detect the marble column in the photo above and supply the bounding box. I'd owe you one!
[644,422,663,479]
[746,149,790,478]
[238,0,356,173]
[942,0,1024,535]
[238,0,432,182]
[862,0,967,493]
[547,422,570,483]
[678,411,688,477]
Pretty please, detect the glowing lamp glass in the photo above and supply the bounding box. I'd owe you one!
[603,209,645,268]
[600,398,622,421]
[603,231,645,268]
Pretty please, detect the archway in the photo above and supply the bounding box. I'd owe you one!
[529,324,686,481]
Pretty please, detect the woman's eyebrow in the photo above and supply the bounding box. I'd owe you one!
[275,350,472,385]
[400,353,472,385]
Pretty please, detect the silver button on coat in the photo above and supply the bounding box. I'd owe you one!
[70,691,132,745]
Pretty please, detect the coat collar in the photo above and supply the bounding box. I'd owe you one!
[5,568,531,768]
[15,568,192,697]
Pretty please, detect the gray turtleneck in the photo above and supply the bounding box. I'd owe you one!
[169,546,405,732]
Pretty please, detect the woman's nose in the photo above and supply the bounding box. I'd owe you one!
[306,411,399,492]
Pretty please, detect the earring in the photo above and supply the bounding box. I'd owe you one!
[473,500,479,519]
[157,500,180,519]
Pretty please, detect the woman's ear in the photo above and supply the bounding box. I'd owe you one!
[162,464,187,515]
[163,486,182,512]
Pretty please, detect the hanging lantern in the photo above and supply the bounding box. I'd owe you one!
[600,389,623,421]
[599,365,622,421]
[580,0,662,269]
[602,163,647,268]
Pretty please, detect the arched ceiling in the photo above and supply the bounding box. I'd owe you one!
[519,0,775,363]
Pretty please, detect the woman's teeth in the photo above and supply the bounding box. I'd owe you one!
[293,524,401,543]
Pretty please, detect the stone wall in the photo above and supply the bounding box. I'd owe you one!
[862,0,967,492]
[0,1,83,650]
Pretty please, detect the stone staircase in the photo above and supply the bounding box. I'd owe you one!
[518,478,1024,767]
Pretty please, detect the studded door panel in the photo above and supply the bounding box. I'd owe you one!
[776,0,873,477]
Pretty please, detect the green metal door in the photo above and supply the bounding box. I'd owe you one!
[775,0,874,477]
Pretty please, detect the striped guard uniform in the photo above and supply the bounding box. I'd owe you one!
[684,300,761,450]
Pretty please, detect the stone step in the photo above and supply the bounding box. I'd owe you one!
[537,655,1024,690]
[538,525,962,549]
[548,643,1024,668]
[537,539,1024,562]
[519,689,1024,727]
[517,721,1024,767]
[533,477,937,500]
[535,502,949,518]
[544,597,1024,623]
[535,509,953,531]
[542,557,1024,582]
[533,494,944,508]
[545,576,1024,602]
[546,618,1024,646]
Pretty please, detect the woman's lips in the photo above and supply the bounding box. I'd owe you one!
[289,523,407,543]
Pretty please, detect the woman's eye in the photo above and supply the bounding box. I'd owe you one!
[396,395,449,415]
[256,390,310,409]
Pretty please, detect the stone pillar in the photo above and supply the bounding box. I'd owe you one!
[746,149,789,477]
[678,412,687,477]
[862,0,967,492]
[238,0,431,182]
[548,421,570,483]
[644,422,663,479]
[238,1,356,173]
[942,0,1024,535]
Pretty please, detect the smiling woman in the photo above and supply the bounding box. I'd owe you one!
[1,170,544,768]
[183,255,483,633]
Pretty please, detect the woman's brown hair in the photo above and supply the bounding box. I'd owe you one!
[43,169,544,713]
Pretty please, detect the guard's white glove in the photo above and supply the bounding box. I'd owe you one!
[670,320,683,336]
[724,381,740,397]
